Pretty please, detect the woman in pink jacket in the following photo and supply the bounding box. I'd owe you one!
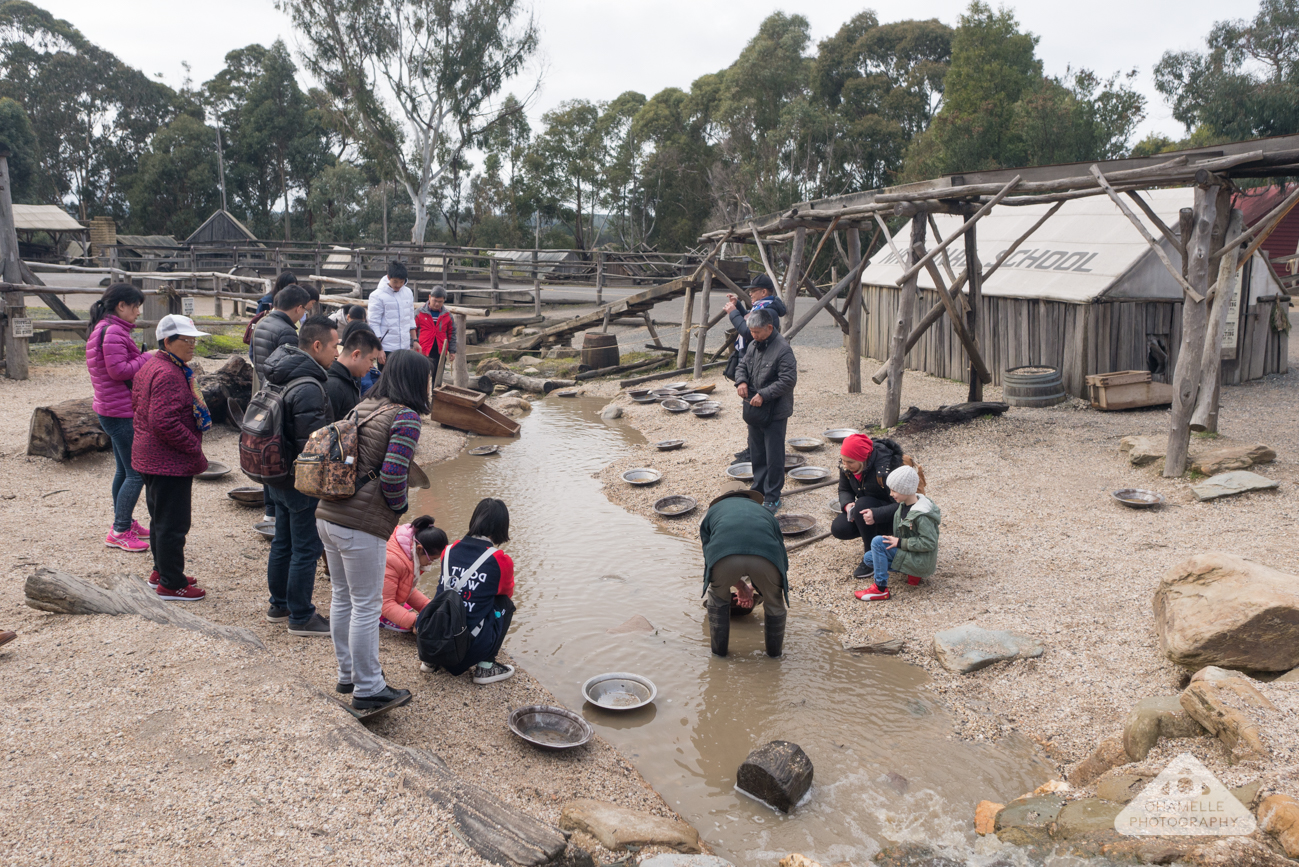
[86,284,153,552]
[381,515,447,632]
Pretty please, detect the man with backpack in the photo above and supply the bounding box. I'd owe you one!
[248,283,311,528]
[325,327,384,420]
[259,316,337,636]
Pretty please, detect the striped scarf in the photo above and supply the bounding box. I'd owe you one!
[162,350,212,433]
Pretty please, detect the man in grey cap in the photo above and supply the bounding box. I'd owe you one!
[735,307,797,513]
[699,490,790,658]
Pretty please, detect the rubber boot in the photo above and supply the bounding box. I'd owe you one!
[707,600,730,657]
[764,611,787,658]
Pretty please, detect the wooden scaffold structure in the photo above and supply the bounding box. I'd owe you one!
[697,134,1299,478]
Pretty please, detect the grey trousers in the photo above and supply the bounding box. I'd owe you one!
[708,554,787,616]
[318,518,388,697]
[748,417,788,502]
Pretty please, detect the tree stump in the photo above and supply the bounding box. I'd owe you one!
[198,355,253,426]
[736,740,814,813]
[26,397,110,460]
[485,369,575,395]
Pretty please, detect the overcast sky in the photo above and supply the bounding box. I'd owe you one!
[38,0,1245,142]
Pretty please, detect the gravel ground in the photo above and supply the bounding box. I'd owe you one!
[0,357,687,866]
[595,343,1299,803]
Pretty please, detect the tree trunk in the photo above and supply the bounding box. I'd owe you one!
[197,355,254,427]
[964,219,983,402]
[1191,208,1244,433]
[27,397,109,461]
[484,369,575,394]
[1165,191,1219,477]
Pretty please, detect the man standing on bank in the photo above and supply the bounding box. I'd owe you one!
[699,490,789,658]
[368,261,417,363]
[734,307,797,513]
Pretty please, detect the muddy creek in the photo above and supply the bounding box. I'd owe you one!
[413,396,1053,866]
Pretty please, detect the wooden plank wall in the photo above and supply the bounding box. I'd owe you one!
[862,285,1288,398]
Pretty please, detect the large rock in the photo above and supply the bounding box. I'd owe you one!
[476,357,509,375]
[1191,471,1279,501]
[993,795,1066,846]
[1154,553,1299,671]
[1192,444,1277,476]
[599,404,622,420]
[1054,798,1124,841]
[1095,772,1153,804]
[974,800,1002,836]
[606,615,655,635]
[932,624,1044,673]
[1068,736,1129,786]
[640,857,734,867]
[1258,794,1299,858]
[736,741,813,813]
[843,632,904,654]
[1179,678,1275,764]
[1122,696,1207,761]
[1120,435,1166,466]
[557,799,700,853]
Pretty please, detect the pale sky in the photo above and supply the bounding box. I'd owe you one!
[36,0,1246,142]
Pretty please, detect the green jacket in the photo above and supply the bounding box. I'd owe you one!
[891,495,941,578]
[699,494,789,602]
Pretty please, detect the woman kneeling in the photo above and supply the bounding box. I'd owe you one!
[381,515,447,632]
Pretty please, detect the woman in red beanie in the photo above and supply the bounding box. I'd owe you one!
[830,433,905,579]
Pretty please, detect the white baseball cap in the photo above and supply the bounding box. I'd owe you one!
[157,314,209,341]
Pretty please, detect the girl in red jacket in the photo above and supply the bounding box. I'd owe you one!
[381,515,447,632]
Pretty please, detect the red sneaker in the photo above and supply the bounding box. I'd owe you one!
[854,584,891,601]
[148,571,196,587]
[906,575,923,586]
[156,583,206,602]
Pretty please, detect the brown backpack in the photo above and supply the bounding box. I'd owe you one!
[293,405,388,501]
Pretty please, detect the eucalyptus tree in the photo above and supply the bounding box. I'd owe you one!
[278,0,539,244]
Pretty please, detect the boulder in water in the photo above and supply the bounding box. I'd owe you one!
[736,740,813,813]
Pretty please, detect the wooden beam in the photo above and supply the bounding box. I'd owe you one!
[1125,190,1184,253]
[782,226,806,323]
[1221,184,1299,254]
[1090,165,1203,302]
[702,261,752,307]
[873,214,904,267]
[798,216,840,289]
[783,252,871,342]
[846,228,863,393]
[927,213,958,283]
[800,275,851,333]
[963,218,984,401]
[750,226,780,289]
[884,217,927,427]
[894,175,1021,287]
[1191,208,1244,433]
[642,311,664,347]
[693,268,712,380]
[922,259,991,383]
[452,313,469,388]
[0,154,28,380]
[676,280,696,369]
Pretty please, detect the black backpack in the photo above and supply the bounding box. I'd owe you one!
[414,588,471,671]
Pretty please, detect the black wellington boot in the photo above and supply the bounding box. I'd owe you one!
[764,611,787,658]
[707,600,730,657]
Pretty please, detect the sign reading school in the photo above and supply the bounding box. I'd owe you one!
[1116,753,1255,837]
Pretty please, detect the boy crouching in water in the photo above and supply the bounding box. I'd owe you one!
[854,465,939,602]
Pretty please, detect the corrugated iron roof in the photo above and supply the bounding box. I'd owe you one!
[1234,185,1299,279]
[12,204,83,232]
[863,188,1194,303]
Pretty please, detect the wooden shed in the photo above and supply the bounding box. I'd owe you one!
[12,204,87,258]
[1235,185,1299,283]
[185,209,261,246]
[860,188,1289,398]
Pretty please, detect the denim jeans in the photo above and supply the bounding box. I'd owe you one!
[266,484,323,625]
[317,518,387,697]
[867,534,898,589]
[98,415,143,533]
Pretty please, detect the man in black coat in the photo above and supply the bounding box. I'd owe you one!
[262,316,336,637]
[249,283,311,525]
[325,327,383,420]
[735,308,797,512]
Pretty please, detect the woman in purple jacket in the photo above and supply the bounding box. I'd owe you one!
[132,315,211,601]
[86,284,153,552]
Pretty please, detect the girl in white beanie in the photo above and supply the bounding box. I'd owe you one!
[854,465,941,601]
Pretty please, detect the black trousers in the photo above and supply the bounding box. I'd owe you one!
[830,498,892,553]
[141,473,193,590]
[747,417,787,503]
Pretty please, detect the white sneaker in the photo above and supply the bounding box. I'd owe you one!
[420,662,436,673]
[472,662,515,685]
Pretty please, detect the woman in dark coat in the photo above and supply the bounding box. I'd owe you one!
[830,434,903,579]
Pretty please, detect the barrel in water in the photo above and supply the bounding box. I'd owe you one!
[1003,366,1067,407]
[581,332,620,370]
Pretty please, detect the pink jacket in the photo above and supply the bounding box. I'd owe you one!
[383,523,432,630]
[130,353,207,477]
[87,316,151,418]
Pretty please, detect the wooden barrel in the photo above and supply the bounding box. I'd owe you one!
[1003,366,1066,407]
[581,332,620,370]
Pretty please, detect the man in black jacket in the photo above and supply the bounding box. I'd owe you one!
[325,327,383,419]
[249,284,311,526]
[735,308,797,512]
[262,316,336,637]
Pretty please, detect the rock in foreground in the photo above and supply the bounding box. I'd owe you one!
[1191,471,1279,501]
[558,799,701,853]
[736,740,813,813]
[932,624,1044,673]
[1154,552,1299,671]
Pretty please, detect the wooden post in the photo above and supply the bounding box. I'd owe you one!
[1165,192,1218,477]
[0,152,29,380]
[964,219,983,401]
[595,251,604,306]
[642,311,663,347]
[693,268,712,380]
[441,250,450,293]
[846,228,863,393]
[532,249,541,316]
[452,313,469,388]
[489,256,500,294]
[883,217,927,427]
[213,274,223,319]
[676,280,696,370]
[782,227,806,324]
[1191,208,1244,433]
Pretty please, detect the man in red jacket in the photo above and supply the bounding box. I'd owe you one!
[415,287,456,379]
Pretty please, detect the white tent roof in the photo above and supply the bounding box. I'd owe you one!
[862,187,1194,303]
[12,204,84,232]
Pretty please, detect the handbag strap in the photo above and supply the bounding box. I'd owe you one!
[441,541,499,638]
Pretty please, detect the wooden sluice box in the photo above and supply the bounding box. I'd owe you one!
[431,385,521,437]
[1085,370,1174,411]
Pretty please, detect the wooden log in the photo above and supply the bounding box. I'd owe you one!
[197,355,253,426]
[693,269,712,380]
[27,397,110,460]
[884,218,927,427]
[1,155,29,380]
[736,740,813,813]
[964,218,984,401]
[785,530,832,552]
[894,176,1021,287]
[783,253,870,342]
[896,401,1009,428]
[926,214,958,283]
[846,228,863,393]
[870,201,1063,385]
[1090,165,1202,302]
[798,216,840,290]
[1191,209,1244,433]
[1165,194,1218,477]
[702,261,753,307]
[800,276,851,334]
[484,369,575,395]
[619,358,727,388]
[676,281,695,369]
[25,569,263,647]
[1125,190,1184,253]
[452,313,469,388]
[574,355,668,381]
[751,226,780,290]
[782,227,806,323]
[780,477,837,496]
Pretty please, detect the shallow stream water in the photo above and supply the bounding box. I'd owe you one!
[412,396,1057,866]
